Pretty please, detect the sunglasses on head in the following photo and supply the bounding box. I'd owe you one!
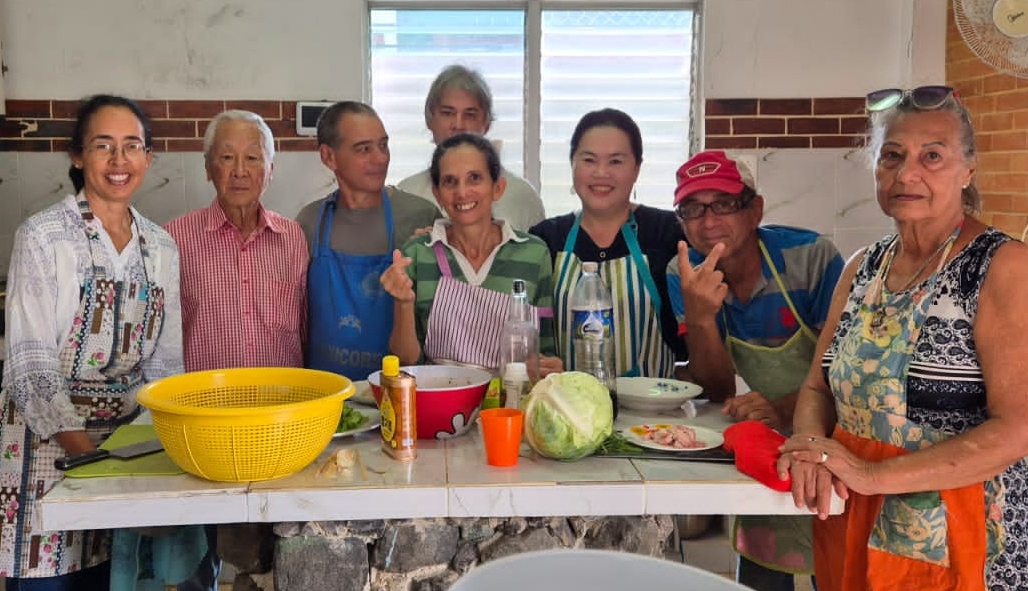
[866,86,958,112]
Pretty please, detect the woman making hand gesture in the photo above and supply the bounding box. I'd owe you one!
[381,133,558,374]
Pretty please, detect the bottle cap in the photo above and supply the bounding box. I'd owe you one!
[382,355,400,377]
[504,362,529,381]
[582,261,598,273]
[512,278,526,295]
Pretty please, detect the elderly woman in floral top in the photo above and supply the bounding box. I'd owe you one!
[779,86,1028,591]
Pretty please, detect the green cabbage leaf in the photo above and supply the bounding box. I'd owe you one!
[522,371,614,460]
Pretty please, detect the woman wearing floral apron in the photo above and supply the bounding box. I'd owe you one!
[0,96,185,589]
[530,109,685,380]
[780,89,1028,590]
[381,134,556,392]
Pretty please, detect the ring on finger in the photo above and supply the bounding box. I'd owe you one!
[808,436,817,443]
[818,451,829,464]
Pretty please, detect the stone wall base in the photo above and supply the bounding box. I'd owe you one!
[221,516,677,591]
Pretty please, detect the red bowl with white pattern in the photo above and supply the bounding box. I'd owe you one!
[367,365,492,439]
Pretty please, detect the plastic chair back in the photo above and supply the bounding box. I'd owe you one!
[448,548,751,591]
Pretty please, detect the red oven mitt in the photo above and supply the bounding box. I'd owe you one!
[722,420,792,492]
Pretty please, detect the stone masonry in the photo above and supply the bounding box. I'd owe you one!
[220,515,676,591]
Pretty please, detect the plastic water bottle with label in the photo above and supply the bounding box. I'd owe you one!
[570,261,618,418]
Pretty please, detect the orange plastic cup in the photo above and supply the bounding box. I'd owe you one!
[480,408,524,467]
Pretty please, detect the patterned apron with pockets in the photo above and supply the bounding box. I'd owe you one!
[306,189,395,380]
[0,198,164,578]
[553,212,675,379]
[728,241,817,574]
[815,229,996,591]
[423,241,551,371]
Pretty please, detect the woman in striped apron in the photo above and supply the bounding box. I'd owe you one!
[530,108,686,379]
[0,96,186,589]
[381,133,556,387]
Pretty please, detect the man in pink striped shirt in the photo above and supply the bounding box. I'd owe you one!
[165,110,309,373]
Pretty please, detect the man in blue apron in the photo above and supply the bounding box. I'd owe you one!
[296,101,442,381]
[666,150,844,591]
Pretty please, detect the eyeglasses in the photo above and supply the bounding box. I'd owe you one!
[85,141,150,160]
[675,194,754,221]
[866,86,958,112]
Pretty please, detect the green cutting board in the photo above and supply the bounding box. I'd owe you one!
[64,424,185,478]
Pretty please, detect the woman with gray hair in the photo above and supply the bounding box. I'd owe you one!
[777,86,1028,590]
[398,64,546,231]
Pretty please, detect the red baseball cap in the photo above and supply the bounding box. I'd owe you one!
[673,150,756,206]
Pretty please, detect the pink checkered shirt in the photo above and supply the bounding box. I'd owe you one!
[165,201,309,372]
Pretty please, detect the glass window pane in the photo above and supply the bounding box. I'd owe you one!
[540,10,694,216]
[369,7,696,218]
[370,10,526,186]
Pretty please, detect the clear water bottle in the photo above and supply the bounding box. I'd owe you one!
[498,279,539,409]
[570,262,618,418]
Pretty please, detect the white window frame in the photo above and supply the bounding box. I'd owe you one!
[364,0,703,193]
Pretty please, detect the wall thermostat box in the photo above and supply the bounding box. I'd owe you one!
[295,102,334,136]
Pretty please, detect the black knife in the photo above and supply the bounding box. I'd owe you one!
[55,439,165,471]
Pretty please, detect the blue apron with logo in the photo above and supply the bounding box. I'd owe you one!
[306,189,395,380]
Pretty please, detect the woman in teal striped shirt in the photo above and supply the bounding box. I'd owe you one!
[381,133,558,372]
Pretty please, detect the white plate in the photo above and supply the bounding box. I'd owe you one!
[616,377,704,413]
[333,408,381,438]
[349,380,377,407]
[622,423,723,452]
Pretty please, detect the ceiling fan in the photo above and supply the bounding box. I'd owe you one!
[955,0,1028,78]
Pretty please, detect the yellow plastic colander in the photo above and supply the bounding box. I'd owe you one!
[136,368,354,482]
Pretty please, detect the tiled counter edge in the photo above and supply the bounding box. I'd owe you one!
[39,433,840,530]
[37,474,249,531]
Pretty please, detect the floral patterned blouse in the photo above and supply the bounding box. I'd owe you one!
[1,194,183,438]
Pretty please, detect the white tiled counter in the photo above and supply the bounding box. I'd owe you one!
[38,402,842,531]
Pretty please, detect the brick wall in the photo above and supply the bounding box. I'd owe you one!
[0,99,317,153]
[703,98,867,150]
[3,96,870,155]
[947,8,1028,238]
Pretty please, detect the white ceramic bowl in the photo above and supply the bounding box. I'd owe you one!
[616,377,704,413]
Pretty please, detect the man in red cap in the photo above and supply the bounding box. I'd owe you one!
[666,150,843,591]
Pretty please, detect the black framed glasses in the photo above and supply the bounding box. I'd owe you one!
[85,141,150,160]
[675,193,754,221]
[866,86,957,112]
